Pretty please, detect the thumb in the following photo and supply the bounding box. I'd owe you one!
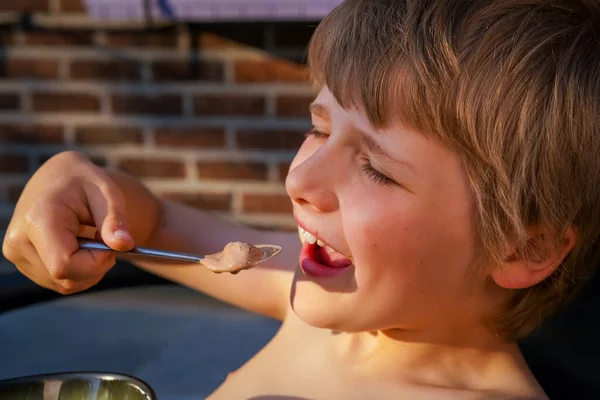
[84,181,135,251]
[101,211,135,251]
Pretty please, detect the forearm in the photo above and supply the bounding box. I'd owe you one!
[133,198,301,319]
[104,168,300,319]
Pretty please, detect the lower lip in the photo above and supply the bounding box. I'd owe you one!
[299,242,352,278]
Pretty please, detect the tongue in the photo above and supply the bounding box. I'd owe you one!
[314,246,352,268]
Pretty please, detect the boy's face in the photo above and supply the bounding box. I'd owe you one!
[286,87,493,335]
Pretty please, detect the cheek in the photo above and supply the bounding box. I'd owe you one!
[343,193,417,268]
[345,192,477,284]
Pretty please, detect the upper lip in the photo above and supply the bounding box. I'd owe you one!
[294,215,349,258]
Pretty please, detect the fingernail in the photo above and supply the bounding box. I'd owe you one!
[113,229,133,241]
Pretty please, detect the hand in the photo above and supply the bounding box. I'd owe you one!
[2,151,135,294]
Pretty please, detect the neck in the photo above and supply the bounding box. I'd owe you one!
[328,324,530,391]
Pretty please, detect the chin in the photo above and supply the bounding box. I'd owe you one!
[289,280,363,331]
[291,303,348,331]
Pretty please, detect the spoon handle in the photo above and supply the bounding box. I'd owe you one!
[77,238,203,263]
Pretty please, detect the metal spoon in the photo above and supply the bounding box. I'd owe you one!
[77,238,282,269]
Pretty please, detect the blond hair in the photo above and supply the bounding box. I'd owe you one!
[308,0,600,340]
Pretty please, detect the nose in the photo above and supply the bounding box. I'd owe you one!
[285,144,339,213]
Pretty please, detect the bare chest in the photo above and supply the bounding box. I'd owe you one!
[205,316,484,400]
[205,314,537,400]
[206,317,375,399]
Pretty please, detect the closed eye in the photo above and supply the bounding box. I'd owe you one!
[361,162,396,186]
[305,129,329,139]
[305,129,397,187]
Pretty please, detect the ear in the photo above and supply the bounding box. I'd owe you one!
[491,225,577,289]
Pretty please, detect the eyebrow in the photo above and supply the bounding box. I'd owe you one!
[310,102,418,175]
[358,130,418,175]
[309,103,329,119]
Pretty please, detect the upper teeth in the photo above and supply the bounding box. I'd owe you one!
[298,226,326,247]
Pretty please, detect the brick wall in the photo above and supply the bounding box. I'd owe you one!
[0,1,316,272]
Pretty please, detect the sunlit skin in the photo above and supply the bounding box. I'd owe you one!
[211,85,544,397]
[207,88,546,399]
[287,87,501,343]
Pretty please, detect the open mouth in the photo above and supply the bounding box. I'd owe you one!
[298,226,352,277]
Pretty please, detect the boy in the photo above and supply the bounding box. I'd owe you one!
[4,0,600,398]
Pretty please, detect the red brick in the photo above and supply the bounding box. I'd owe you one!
[278,162,292,181]
[59,0,85,12]
[23,31,94,46]
[0,93,21,110]
[0,155,29,174]
[236,129,306,150]
[111,94,182,116]
[0,58,59,80]
[276,95,314,118]
[161,192,231,211]
[75,126,144,145]
[104,30,178,48]
[39,153,106,168]
[195,33,244,50]
[234,59,309,83]
[193,94,265,116]
[154,127,225,148]
[193,25,265,49]
[0,124,63,144]
[196,161,267,181]
[70,60,141,81]
[151,60,224,82]
[32,92,100,112]
[0,0,49,12]
[117,158,186,178]
[242,193,293,214]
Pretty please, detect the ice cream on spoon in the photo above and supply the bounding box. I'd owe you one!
[200,241,277,274]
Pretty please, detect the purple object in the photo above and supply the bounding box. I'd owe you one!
[83,0,343,21]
